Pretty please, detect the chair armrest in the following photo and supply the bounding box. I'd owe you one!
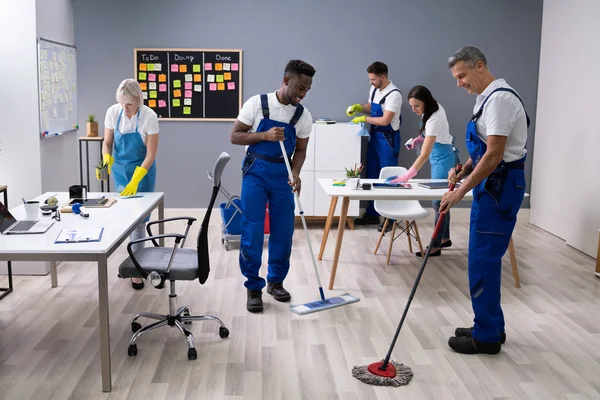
[126,234,185,279]
[146,217,197,247]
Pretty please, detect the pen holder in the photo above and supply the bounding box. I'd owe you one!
[346,177,360,190]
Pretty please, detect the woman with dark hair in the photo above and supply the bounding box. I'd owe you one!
[391,85,458,256]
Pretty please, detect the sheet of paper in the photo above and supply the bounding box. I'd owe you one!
[55,228,103,243]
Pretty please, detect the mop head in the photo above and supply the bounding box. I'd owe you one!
[352,360,413,387]
[290,293,359,315]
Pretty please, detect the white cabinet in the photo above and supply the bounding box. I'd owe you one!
[296,123,362,217]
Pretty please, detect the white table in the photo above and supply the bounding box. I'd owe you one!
[317,178,523,290]
[0,192,165,392]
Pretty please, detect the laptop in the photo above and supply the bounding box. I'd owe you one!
[0,201,54,235]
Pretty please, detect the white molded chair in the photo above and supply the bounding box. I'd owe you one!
[374,166,430,264]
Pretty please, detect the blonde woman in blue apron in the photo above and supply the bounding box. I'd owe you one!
[389,85,458,257]
[98,78,159,290]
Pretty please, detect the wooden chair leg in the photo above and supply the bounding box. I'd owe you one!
[413,221,425,257]
[406,221,413,253]
[595,230,600,277]
[386,221,397,265]
[374,218,389,254]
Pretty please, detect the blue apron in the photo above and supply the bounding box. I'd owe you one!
[112,108,156,193]
[466,88,529,343]
[365,88,401,216]
[239,94,304,291]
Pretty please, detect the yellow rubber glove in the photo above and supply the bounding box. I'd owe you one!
[346,104,363,116]
[120,166,147,197]
[351,115,367,124]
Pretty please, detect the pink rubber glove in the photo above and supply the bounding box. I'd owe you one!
[390,167,417,183]
[407,135,424,150]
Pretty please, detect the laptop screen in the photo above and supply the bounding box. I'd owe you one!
[0,201,17,233]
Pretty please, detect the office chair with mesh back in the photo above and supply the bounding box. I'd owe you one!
[118,151,231,360]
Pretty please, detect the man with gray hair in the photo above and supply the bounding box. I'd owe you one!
[439,46,530,354]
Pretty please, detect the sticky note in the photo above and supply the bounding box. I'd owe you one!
[209,83,217,91]
[184,74,192,82]
[149,99,156,107]
[180,65,188,73]
[150,91,157,98]
[148,73,156,82]
[216,75,224,83]
[147,63,154,71]
[158,100,166,108]
[185,90,192,98]
[138,72,147,80]
[183,107,191,115]
[171,64,179,72]
[227,82,235,90]
[193,74,201,82]
[193,64,201,72]
[140,82,148,91]
[173,89,182,97]
[159,74,167,82]
[173,99,180,107]
[223,63,231,71]
[155,63,162,71]
[185,82,192,90]
[218,83,225,91]
[173,80,181,88]
[215,63,223,71]
[159,83,167,92]
[194,84,202,92]
[184,98,192,106]
[142,92,148,99]
[204,63,212,71]
[207,74,215,82]
[224,72,232,80]
[149,82,157,90]
[139,63,147,71]
[232,63,239,71]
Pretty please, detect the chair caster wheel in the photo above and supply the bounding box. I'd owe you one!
[128,344,138,356]
[188,348,197,360]
[183,310,192,324]
[131,322,142,333]
[219,327,230,338]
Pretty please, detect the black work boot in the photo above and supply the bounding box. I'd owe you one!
[266,282,291,302]
[377,220,393,233]
[455,327,506,344]
[354,214,380,226]
[448,335,501,355]
[246,289,263,313]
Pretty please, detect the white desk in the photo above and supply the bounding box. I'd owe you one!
[317,178,523,290]
[0,192,165,392]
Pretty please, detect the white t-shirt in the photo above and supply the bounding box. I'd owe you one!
[104,104,159,145]
[423,103,453,145]
[368,81,403,131]
[237,92,313,139]
[473,79,528,162]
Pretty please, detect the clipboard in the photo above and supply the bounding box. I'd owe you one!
[54,228,104,243]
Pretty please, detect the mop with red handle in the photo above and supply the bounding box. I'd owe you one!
[352,164,463,387]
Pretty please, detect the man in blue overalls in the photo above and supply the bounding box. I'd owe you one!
[346,62,402,232]
[440,46,529,354]
[231,60,315,313]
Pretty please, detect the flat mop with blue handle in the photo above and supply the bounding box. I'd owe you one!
[279,141,360,315]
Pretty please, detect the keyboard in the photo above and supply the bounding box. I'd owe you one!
[11,220,38,231]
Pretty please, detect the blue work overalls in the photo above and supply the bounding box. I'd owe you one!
[365,88,401,216]
[112,109,156,193]
[239,94,304,291]
[467,88,529,343]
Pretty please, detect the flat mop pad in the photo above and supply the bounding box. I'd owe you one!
[290,292,360,315]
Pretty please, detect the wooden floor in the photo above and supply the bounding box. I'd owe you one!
[1,209,600,400]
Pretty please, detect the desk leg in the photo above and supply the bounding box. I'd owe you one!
[86,141,90,191]
[508,237,520,288]
[328,197,349,290]
[595,231,600,278]
[318,196,338,261]
[98,254,112,392]
[50,261,58,288]
[158,197,165,247]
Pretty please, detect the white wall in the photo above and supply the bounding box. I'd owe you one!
[530,0,600,257]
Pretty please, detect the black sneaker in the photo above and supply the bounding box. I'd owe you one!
[266,282,291,302]
[354,214,380,226]
[448,335,501,355]
[246,289,263,313]
[455,326,506,344]
[414,247,442,257]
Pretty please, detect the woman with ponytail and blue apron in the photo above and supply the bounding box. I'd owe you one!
[389,85,459,256]
[441,46,529,355]
[98,79,159,290]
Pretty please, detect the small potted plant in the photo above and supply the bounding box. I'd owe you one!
[345,163,363,189]
[86,114,98,137]
[95,159,109,181]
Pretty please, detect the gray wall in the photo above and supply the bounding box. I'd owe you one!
[73,0,543,208]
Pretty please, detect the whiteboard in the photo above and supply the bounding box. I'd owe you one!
[37,38,78,138]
